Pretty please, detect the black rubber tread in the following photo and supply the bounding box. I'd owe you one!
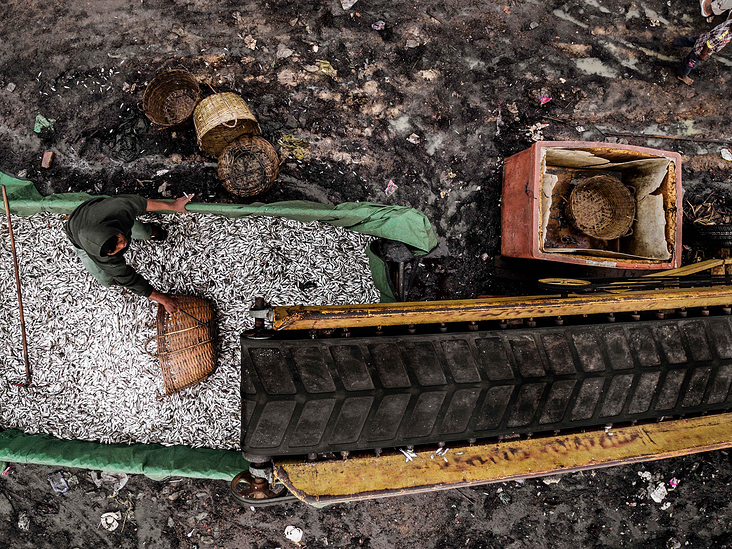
[692,224,732,247]
[241,317,732,458]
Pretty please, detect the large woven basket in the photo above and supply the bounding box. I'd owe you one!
[142,70,201,128]
[193,93,261,157]
[218,136,280,197]
[145,295,217,398]
[565,175,636,240]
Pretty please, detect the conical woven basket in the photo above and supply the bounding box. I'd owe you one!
[565,175,636,240]
[142,70,201,128]
[145,295,217,398]
[218,136,280,197]
[193,93,261,156]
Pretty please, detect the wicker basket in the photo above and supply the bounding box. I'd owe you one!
[193,93,261,157]
[217,136,280,197]
[565,175,636,240]
[142,70,201,128]
[145,295,217,398]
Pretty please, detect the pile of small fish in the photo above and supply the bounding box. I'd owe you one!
[0,212,378,450]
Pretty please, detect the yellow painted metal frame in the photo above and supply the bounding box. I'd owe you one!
[273,286,732,331]
[275,413,732,506]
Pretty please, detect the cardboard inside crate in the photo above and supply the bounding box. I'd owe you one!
[539,147,677,263]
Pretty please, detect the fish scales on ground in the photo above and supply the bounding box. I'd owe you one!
[0,212,378,450]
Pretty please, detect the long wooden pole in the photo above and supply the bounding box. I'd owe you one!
[2,186,31,386]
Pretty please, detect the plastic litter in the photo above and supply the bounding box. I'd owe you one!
[498,492,512,504]
[407,133,421,144]
[48,471,69,494]
[661,501,672,511]
[6,83,16,93]
[100,511,121,531]
[384,179,398,197]
[542,476,561,485]
[34,114,56,134]
[669,477,679,488]
[372,21,385,30]
[539,95,552,105]
[340,0,358,9]
[90,471,129,493]
[285,526,304,543]
[649,482,668,503]
[721,148,732,161]
[315,60,337,77]
[17,512,30,531]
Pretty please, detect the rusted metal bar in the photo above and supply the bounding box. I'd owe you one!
[274,412,732,506]
[272,286,732,331]
[2,185,31,386]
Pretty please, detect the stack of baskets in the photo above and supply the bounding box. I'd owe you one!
[145,295,217,398]
[142,69,281,198]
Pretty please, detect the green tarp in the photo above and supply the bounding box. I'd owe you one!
[0,172,437,302]
[0,171,437,480]
[0,430,247,481]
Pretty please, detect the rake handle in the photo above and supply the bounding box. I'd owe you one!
[2,186,31,385]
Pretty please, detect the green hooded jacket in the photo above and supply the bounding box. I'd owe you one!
[64,195,154,297]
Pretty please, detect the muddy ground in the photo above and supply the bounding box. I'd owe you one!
[2,0,732,547]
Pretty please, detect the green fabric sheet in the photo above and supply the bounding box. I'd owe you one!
[0,171,437,479]
[0,171,437,301]
[0,430,247,481]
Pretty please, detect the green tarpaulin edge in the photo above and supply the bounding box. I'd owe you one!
[0,172,437,479]
[0,430,247,481]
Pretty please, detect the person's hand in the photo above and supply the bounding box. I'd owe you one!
[171,194,195,213]
[149,291,180,314]
[699,44,711,61]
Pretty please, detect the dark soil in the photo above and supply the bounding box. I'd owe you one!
[2,0,732,546]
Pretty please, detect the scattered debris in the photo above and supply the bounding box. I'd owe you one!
[16,169,27,179]
[278,133,310,160]
[17,512,30,531]
[315,60,337,77]
[34,114,56,134]
[498,491,512,504]
[385,179,398,197]
[435,447,449,457]
[100,511,121,532]
[649,482,668,503]
[41,151,54,168]
[721,148,732,161]
[638,471,653,481]
[340,0,358,10]
[576,125,586,132]
[481,253,489,261]
[90,471,129,493]
[530,21,539,29]
[48,471,69,494]
[407,133,421,144]
[243,35,257,50]
[666,537,682,549]
[2,464,12,476]
[525,122,549,141]
[661,501,672,511]
[542,476,561,485]
[440,189,451,198]
[276,44,294,59]
[669,477,680,489]
[539,95,552,105]
[285,525,304,543]
[372,20,385,30]
[6,82,16,93]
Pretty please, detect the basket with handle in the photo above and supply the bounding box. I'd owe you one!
[142,70,201,128]
[565,175,636,240]
[145,295,217,398]
[217,136,281,197]
[193,92,261,156]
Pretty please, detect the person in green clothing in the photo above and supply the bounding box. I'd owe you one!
[64,194,194,313]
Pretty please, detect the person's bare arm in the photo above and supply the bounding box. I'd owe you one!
[146,194,194,213]
[149,290,180,314]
